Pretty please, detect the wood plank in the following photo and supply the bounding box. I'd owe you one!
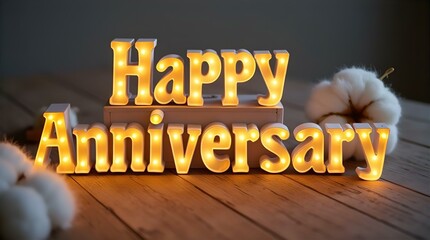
[50,177,141,240]
[180,171,412,239]
[284,171,430,239]
[0,93,33,135]
[1,75,104,123]
[72,174,274,240]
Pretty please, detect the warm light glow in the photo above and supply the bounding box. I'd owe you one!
[35,104,75,174]
[254,50,289,106]
[187,50,221,106]
[259,123,290,173]
[167,124,202,174]
[154,55,186,104]
[221,49,256,106]
[292,123,325,173]
[110,38,156,105]
[232,123,259,172]
[354,123,390,180]
[201,122,231,173]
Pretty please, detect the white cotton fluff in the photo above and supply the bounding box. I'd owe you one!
[0,142,33,177]
[0,186,51,240]
[0,161,18,192]
[19,170,76,230]
[306,67,401,160]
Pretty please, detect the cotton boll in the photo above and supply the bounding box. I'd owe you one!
[0,161,18,192]
[364,91,401,125]
[306,80,349,121]
[0,186,51,240]
[306,67,401,160]
[19,170,75,230]
[0,142,33,177]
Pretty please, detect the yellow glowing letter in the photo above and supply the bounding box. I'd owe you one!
[232,123,259,172]
[167,124,202,174]
[354,123,390,180]
[254,50,289,106]
[73,123,109,173]
[154,55,186,104]
[110,123,145,172]
[325,123,355,173]
[291,123,325,173]
[187,50,221,106]
[35,104,75,173]
[147,110,165,172]
[259,123,290,173]
[110,38,157,105]
[221,49,256,106]
[200,122,231,173]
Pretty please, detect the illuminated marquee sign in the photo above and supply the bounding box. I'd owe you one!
[34,38,390,180]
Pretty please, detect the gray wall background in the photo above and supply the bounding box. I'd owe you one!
[1,0,429,102]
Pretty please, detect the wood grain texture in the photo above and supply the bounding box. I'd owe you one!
[50,177,142,240]
[71,174,274,240]
[285,171,430,239]
[180,171,412,239]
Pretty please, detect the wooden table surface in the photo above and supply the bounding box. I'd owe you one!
[0,69,429,240]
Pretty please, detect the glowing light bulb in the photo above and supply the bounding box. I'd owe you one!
[118,61,124,66]
[251,132,257,139]
[174,61,179,67]
[244,69,249,74]
[115,158,120,164]
[313,132,319,138]
[80,161,86,167]
[239,134,245,141]
[158,88,164,93]
[159,63,165,69]
[265,162,271,169]
[346,131,352,138]
[48,115,54,120]
[190,136,196,141]
[228,58,234,64]
[261,58,266,64]
[96,134,101,140]
[238,158,243,164]
[280,58,285,64]
[361,133,367,139]
[116,135,122,141]
[208,133,213,139]
[298,133,304,140]
[141,49,146,55]
[154,135,159,141]
[140,90,145,95]
[175,85,180,91]
[180,158,185,164]
[372,170,378,176]
[281,158,286,164]
[228,77,234,83]
[381,133,387,139]
[210,70,216,76]
[193,59,199,65]
[60,137,65,143]
[117,46,123,52]
[42,137,48,142]
[271,94,277,99]
[272,80,278,86]
[118,81,124,86]
[228,91,234,97]
[315,154,320,160]
[194,78,199,84]
[173,133,179,140]
[220,133,226,139]
[57,120,63,125]
[335,135,341,142]
[280,131,287,138]
[372,155,378,161]
[138,66,144,72]
[244,58,249,63]
[296,157,302,163]
[193,92,199,98]
[118,91,123,96]
[132,133,137,139]
[81,137,87,143]
[37,157,43,163]
[209,59,214,64]
[63,156,69,162]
